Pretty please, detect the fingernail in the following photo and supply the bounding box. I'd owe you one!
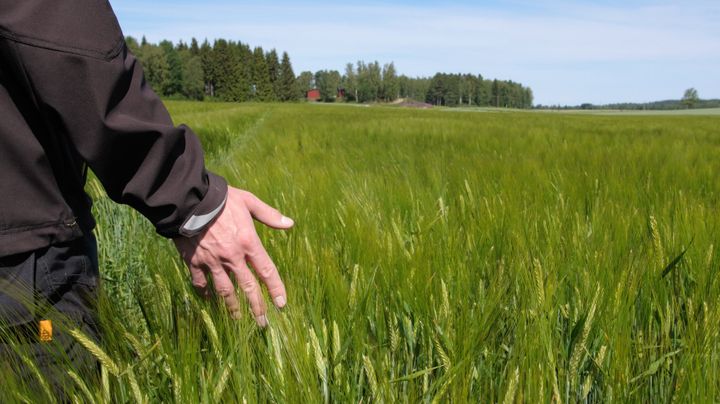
[281,216,294,227]
[274,296,287,308]
[255,315,268,327]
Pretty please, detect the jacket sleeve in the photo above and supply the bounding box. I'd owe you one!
[0,0,227,238]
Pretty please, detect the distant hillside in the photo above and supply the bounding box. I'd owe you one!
[538,99,720,111]
[595,99,720,111]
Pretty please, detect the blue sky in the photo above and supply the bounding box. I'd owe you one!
[113,0,719,105]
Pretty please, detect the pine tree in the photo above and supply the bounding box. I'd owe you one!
[266,49,281,101]
[160,40,183,96]
[190,38,200,56]
[213,39,243,101]
[251,47,273,101]
[199,39,216,97]
[426,73,444,105]
[179,49,204,100]
[492,79,500,107]
[235,43,254,102]
[278,52,297,101]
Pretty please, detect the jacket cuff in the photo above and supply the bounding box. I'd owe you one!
[176,172,228,238]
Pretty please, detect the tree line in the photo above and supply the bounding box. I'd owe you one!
[127,37,298,102]
[127,37,533,108]
[539,88,719,111]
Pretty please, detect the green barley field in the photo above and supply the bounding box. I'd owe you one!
[3,101,720,402]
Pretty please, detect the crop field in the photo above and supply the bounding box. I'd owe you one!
[3,101,720,402]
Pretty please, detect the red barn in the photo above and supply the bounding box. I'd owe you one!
[307,89,321,102]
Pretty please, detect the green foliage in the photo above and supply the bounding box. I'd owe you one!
[179,50,204,100]
[683,88,699,109]
[357,61,382,103]
[212,40,252,102]
[428,74,531,108]
[398,75,431,102]
[160,40,183,97]
[136,43,169,95]
[266,49,281,101]
[296,71,315,99]
[127,36,533,107]
[342,63,358,102]
[7,102,719,401]
[278,52,298,102]
[314,70,342,102]
[252,47,274,102]
[199,39,216,97]
[381,62,399,102]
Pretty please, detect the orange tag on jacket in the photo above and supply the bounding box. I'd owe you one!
[39,320,53,342]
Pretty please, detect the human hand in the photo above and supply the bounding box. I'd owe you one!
[174,187,294,327]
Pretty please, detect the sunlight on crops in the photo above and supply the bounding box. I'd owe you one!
[3,101,720,402]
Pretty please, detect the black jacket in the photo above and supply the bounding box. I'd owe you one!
[0,0,227,257]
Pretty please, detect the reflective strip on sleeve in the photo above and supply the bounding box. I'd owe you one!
[182,195,227,232]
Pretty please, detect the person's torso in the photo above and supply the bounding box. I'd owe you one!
[0,38,92,257]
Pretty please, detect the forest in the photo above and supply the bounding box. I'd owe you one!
[127,37,534,109]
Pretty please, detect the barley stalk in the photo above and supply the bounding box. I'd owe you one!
[332,321,342,383]
[533,258,546,309]
[650,216,665,269]
[68,328,121,376]
[213,364,233,402]
[581,374,593,399]
[200,308,221,363]
[101,364,110,403]
[126,368,145,404]
[67,370,94,403]
[434,334,451,370]
[706,244,714,268]
[502,367,519,404]
[349,264,360,307]
[270,327,285,382]
[363,355,379,399]
[595,345,607,368]
[568,287,599,390]
[309,327,328,403]
[440,280,451,321]
[389,316,400,353]
[552,369,562,404]
[19,353,53,403]
[125,332,147,358]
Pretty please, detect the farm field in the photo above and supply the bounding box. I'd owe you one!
[3,101,720,402]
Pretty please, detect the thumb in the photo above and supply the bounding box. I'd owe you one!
[238,189,294,229]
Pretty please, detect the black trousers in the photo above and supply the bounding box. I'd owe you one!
[0,233,100,399]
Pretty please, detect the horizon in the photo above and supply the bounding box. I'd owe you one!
[113,0,720,106]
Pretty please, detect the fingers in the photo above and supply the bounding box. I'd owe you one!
[177,187,293,327]
[208,266,242,319]
[246,245,287,309]
[241,191,294,230]
[189,266,211,299]
[226,260,268,327]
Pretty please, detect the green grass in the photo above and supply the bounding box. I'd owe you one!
[3,101,720,402]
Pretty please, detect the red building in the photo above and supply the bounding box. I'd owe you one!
[307,89,321,102]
